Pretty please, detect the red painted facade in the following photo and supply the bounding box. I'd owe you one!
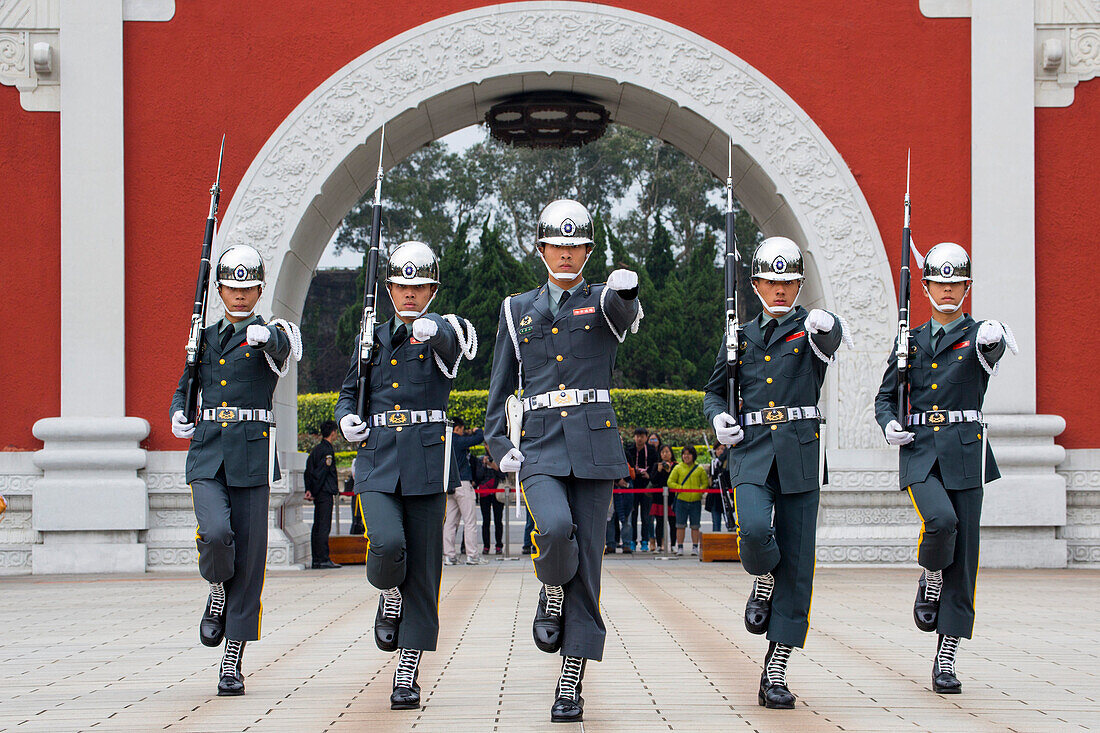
[0,1,1094,450]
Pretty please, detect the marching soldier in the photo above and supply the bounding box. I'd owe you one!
[874,242,1015,694]
[335,241,476,711]
[169,244,301,696]
[703,236,849,709]
[485,199,642,723]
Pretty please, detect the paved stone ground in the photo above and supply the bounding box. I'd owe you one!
[1,559,1097,732]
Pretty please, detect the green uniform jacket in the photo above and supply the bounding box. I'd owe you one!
[170,317,290,486]
[702,306,842,494]
[874,314,1005,490]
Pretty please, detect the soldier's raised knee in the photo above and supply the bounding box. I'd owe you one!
[199,525,234,547]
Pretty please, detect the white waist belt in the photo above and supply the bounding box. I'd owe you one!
[201,407,274,424]
[741,405,822,426]
[906,410,983,427]
[369,409,448,428]
[522,388,611,410]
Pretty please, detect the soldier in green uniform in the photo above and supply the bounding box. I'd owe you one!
[875,242,1015,694]
[170,244,301,696]
[335,241,476,711]
[703,236,849,709]
[485,199,642,723]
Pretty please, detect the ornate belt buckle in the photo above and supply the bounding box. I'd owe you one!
[385,409,411,427]
[762,408,788,425]
[926,410,947,425]
[216,406,238,422]
[552,390,576,406]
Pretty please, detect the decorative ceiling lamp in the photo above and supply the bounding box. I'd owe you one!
[485,92,610,149]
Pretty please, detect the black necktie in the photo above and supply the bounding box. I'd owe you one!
[763,320,776,347]
[220,326,235,350]
[392,323,407,348]
[558,290,570,313]
[931,329,942,352]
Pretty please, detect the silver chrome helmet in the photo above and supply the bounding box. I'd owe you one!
[537,199,594,247]
[216,245,265,288]
[386,241,440,286]
[922,242,971,283]
[750,237,805,282]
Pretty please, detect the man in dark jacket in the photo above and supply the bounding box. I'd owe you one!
[305,420,341,569]
[875,242,1014,695]
[624,427,659,551]
[334,241,475,711]
[703,236,847,709]
[169,244,299,696]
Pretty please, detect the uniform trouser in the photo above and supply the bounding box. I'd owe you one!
[733,463,819,648]
[480,494,504,549]
[359,488,446,651]
[907,467,983,639]
[443,480,480,559]
[310,492,334,563]
[191,473,269,642]
[522,474,614,661]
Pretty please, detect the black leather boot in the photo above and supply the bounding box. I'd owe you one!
[757,641,796,709]
[390,649,422,710]
[745,573,773,635]
[932,635,962,694]
[913,571,941,633]
[200,582,226,648]
[216,639,246,696]
[533,585,564,653]
[375,588,402,652]
[550,656,586,723]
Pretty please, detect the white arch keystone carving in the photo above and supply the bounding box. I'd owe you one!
[220,1,894,449]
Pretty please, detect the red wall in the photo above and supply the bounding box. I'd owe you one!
[0,87,59,450]
[1035,82,1100,449]
[6,2,1090,450]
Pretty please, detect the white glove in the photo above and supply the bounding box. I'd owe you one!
[606,268,638,292]
[340,414,370,442]
[806,309,835,334]
[884,419,915,446]
[712,412,744,446]
[976,320,1005,346]
[171,410,195,439]
[412,317,438,342]
[246,324,270,346]
[499,448,525,473]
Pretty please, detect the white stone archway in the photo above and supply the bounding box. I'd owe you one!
[220,1,895,461]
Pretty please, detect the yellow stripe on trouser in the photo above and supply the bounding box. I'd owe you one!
[732,486,742,554]
[906,486,925,559]
[357,494,370,550]
[520,483,541,563]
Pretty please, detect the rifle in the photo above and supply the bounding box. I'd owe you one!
[896,151,912,425]
[181,135,225,423]
[719,138,740,531]
[355,127,386,420]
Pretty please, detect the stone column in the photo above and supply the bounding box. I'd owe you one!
[31,0,149,574]
[969,0,1066,567]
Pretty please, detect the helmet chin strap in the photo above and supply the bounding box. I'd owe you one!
[226,309,254,318]
[388,286,438,321]
[539,246,592,282]
[752,280,802,317]
[923,281,971,314]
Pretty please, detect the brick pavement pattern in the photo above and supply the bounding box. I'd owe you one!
[1,560,1097,732]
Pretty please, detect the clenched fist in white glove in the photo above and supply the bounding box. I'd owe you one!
[713,412,745,446]
[171,410,195,439]
[499,448,525,473]
[412,317,438,342]
[606,268,638,292]
[806,309,835,334]
[976,320,1005,346]
[246,324,270,346]
[884,419,915,446]
[340,414,370,442]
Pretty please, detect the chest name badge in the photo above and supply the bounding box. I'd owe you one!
[952,340,970,350]
[573,306,595,315]
[786,331,805,342]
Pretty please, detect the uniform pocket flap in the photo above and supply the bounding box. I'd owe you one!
[245,422,270,441]
[585,409,617,430]
[959,428,982,445]
[794,419,818,444]
[522,414,545,438]
[420,428,445,447]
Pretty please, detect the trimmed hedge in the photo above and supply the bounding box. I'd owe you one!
[298,388,707,436]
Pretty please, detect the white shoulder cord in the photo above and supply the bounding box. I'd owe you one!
[503,295,524,391]
[808,312,854,364]
[264,319,303,377]
[976,320,1019,377]
[432,314,478,379]
[599,286,644,344]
